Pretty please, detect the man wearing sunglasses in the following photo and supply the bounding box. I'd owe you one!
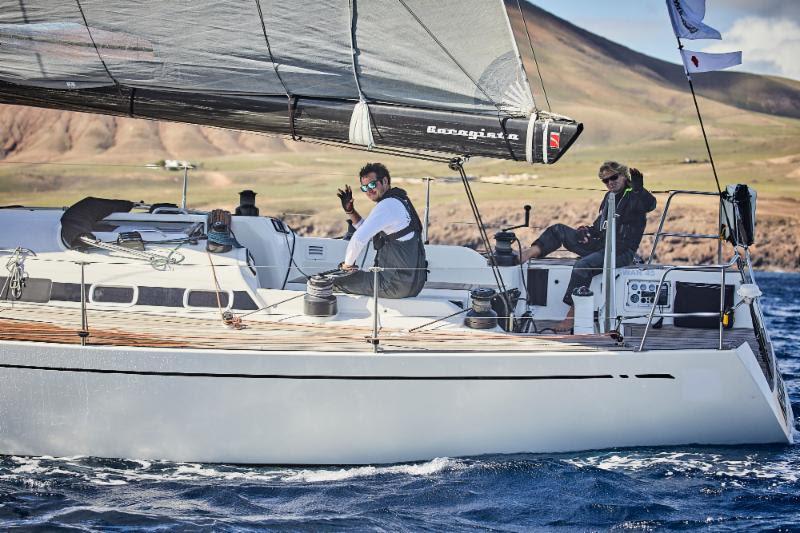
[519,160,656,331]
[333,162,427,298]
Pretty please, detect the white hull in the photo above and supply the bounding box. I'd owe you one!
[0,340,792,464]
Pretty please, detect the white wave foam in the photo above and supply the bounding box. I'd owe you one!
[566,452,799,483]
[1,455,462,486]
[283,457,460,483]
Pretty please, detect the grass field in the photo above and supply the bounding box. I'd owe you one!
[2,114,799,269]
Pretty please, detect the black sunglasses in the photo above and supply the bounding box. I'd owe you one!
[601,174,620,184]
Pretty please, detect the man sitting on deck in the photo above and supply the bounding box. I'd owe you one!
[334,163,427,298]
[519,161,657,330]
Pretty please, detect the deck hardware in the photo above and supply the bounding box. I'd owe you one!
[368,266,383,352]
[647,190,721,264]
[422,177,433,244]
[76,261,89,346]
[2,247,36,300]
[637,253,739,352]
[602,192,616,333]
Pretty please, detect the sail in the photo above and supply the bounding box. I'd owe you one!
[0,0,581,163]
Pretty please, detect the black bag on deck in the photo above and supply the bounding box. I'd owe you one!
[673,282,734,329]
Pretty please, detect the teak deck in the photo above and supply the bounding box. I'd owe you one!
[1,303,761,356]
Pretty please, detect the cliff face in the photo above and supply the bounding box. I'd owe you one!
[286,199,799,271]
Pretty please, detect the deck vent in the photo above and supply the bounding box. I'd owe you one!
[306,244,325,260]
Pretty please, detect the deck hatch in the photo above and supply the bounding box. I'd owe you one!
[92,285,135,304]
[137,286,184,307]
[187,290,230,308]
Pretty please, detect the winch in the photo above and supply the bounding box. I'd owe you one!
[464,287,498,329]
[492,204,531,266]
[493,231,517,266]
[235,189,259,217]
[304,275,338,320]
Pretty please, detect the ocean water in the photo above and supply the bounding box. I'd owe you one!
[1,272,798,531]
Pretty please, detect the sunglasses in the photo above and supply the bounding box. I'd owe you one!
[360,179,381,192]
[601,174,620,184]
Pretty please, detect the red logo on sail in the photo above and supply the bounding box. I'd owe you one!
[691,55,699,68]
[549,132,560,149]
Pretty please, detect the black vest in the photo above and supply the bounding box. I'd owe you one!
[372,187,423,250]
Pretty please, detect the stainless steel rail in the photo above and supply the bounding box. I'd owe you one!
[647,190,722,264]
[637,253,740,352]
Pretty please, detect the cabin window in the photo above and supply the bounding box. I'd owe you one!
[186,290,230,308]
[137,286,185,307]
[91,285,135,304]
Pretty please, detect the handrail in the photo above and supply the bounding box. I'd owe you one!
[647,190,721,264]
[637,252,740,352]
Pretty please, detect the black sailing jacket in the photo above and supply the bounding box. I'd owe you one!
[589,187,657,253]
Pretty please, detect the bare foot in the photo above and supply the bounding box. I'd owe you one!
[553,318,574,333]
[554,306,575,333]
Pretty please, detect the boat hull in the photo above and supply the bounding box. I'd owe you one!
[0,340,792,464]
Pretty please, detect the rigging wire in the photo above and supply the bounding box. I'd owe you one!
[450,157,512,322]
[347,0,368,102]
[74,0,121,92]
[674,36,733,236]
[514,0,551,112]
[253,0,291,98]
[395,0,504,115]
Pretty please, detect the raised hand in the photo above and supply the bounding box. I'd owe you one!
[630,168,644,192]
[337,184,354,214]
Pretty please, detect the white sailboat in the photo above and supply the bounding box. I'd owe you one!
[0,0,793,464]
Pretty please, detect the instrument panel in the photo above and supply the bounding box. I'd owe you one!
[625,279,670,308]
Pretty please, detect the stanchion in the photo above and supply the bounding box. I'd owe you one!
[77,261,89,345]
[368,266,383,353]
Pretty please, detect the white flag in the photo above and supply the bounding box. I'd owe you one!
[666,0,721,40]
[681,49,742,73]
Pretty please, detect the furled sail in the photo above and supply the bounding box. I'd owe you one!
[0,0,581,163]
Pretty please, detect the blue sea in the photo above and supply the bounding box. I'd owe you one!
[1,272,798,531]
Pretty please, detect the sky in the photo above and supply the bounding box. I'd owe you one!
[530,0,800,81]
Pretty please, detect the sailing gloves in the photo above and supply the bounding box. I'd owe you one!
[337,184,354,214]
[576,225,593,244]
[630,168,644,192]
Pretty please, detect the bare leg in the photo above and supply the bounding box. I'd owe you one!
[554,306,574,333]
[519,243,543,263]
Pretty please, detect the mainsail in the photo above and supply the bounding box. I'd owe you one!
[0,0,581,163]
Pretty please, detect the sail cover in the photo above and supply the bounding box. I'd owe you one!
[0,0,581,163]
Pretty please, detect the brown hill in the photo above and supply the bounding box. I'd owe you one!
[513,3,800,118]
[508,2,800,145]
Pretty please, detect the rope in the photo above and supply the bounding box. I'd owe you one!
[515,0,551,112]
[2,247,35,300]
[206,250,243,329]
[80,236,185,270]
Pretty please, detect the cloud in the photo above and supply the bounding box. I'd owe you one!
[716,0,800,19]
[701,16,800,80]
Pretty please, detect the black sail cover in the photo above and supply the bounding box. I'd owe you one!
[0,1,581,163]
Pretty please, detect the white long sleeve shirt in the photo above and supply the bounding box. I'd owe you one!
[344,198,414,265]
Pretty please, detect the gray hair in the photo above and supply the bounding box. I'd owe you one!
[598,161,630,181]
